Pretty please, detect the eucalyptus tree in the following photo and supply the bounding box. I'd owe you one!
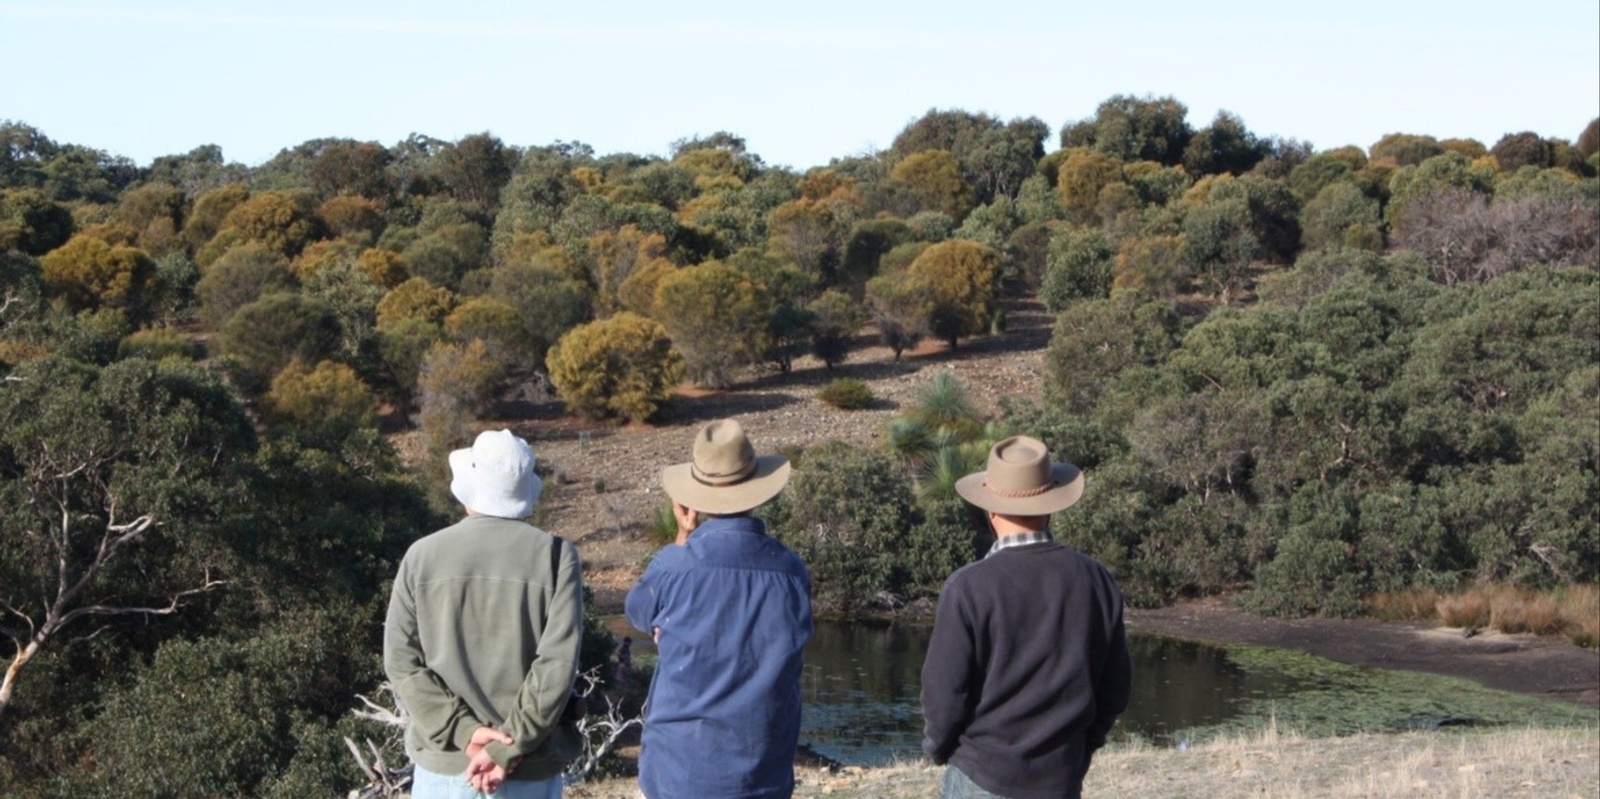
[0,356,257,718]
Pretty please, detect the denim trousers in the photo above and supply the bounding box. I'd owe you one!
[941,763,1085,799]
[411,765,563,799]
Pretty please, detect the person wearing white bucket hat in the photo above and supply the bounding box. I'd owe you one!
[386,429,583,798]
[921,436,1131,799]
[625,419,812,799]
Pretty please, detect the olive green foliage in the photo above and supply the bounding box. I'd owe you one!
[807,288,865,368]
[765,442,931,613]
[817,377,873,410]
[653,260,764,388]
[547,311,684,422]
[117,327,197,362]
[217,292,341,395]
[488,261,589,370]
[195,242,297,330]
[864,270,933,359]
[1299,181,1383,253]
[69,612,377,799]
[0,187,74,255]
[1041,227,1115,311]
[0,356,257,720]
[889,149,975,221]
[1036,253,1599,613]
[908,239,1001,347]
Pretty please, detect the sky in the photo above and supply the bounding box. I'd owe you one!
[3,1,1597,171]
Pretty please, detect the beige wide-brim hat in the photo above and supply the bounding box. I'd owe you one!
[955,435,1084,516]
[661,419,791,515]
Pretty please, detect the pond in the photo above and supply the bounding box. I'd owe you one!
[796,619,1597,766]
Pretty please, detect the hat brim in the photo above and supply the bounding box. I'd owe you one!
[955,462,1084,516]
[661,455,791,514]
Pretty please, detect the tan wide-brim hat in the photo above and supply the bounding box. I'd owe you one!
[955,435,1084,516]
[661,419,791,514]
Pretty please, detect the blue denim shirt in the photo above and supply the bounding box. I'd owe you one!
[624,516,813,799]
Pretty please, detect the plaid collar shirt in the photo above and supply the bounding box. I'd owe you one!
[986,529,1055,557]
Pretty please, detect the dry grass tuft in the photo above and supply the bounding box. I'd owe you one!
[1413,581,1600,647]
[1366,588,1442,621]
[1434,588,1492,630]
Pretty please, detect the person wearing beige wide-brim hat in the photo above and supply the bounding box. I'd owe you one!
[625,419,813,799]
[922,435,1132,799]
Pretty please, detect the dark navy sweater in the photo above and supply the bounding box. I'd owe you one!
[921,541,1132,799]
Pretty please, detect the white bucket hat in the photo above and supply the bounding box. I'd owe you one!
[449,429,543,519]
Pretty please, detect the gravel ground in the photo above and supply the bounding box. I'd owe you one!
[497,296,1055,608]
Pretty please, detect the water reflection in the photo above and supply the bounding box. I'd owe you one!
[796,619,1596,766]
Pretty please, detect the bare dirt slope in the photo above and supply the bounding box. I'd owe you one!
[513,295,1054,607]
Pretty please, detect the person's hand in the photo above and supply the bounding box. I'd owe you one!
[467,758,511,794]
[463,725,514,790]
[464,725,513,761]
[672,502,698,545]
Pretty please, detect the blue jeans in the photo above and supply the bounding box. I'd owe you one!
[411,765,562,799]
[942,765,1009,799]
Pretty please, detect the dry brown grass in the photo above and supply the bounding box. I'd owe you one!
[1375,582,1600,648]
[565,725,1600,798]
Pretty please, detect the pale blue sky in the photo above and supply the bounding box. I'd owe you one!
[3,1,1597,170]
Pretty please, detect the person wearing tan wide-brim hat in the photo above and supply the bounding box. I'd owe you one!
[954,434,1085,517]
[922,435,1131,799]
[660,418,793,518]
[625,419,812,799]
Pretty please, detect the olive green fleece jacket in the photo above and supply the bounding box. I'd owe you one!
[384,514,582,781]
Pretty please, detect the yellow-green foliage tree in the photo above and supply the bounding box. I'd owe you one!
[908,239,1000,348]
[112,183,187,256]
[1113,234,1187,298]
[316,195,386,242]
[181,183,249,254]
[218,190,320,258]
[290,238,363,280]
[890,149,974,221]
[356,247,408,288]
[653,261,765,388]
[1056,148,1126,225]
[445,296,528,373]
[38,233,156,315]
[587,224,671,316]
[376,277,454,331]
[263,358,378,445]
[547,311,684,423]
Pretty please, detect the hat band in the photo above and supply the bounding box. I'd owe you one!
[984,479,1054,498]
[691,460,756,487]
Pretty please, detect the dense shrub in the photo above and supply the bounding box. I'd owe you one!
[546,312,683,423]
[817,377,873,410]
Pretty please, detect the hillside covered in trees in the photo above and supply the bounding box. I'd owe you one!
[1,97,1597,797]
